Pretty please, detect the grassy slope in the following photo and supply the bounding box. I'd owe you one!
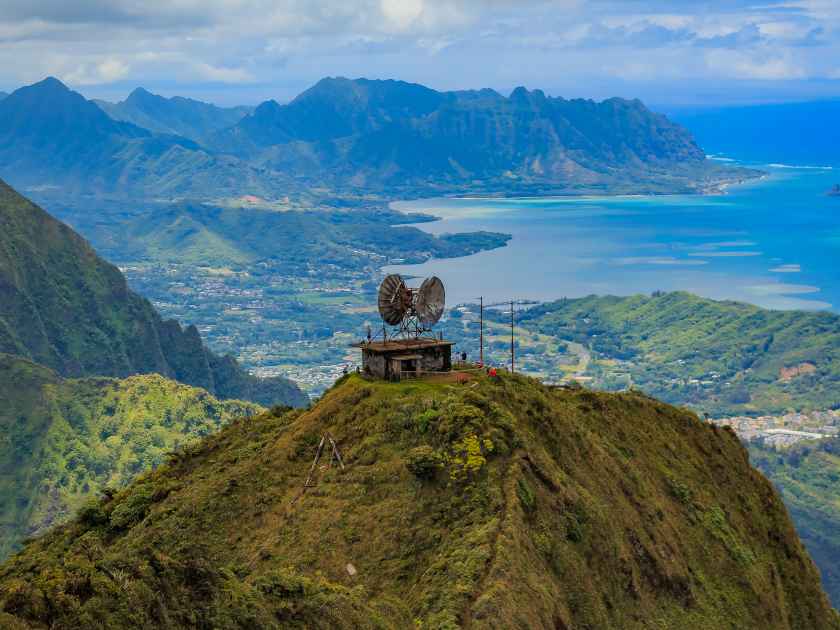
[0,354,262,561]
[750,439,840,607]
[516,292,840,415]
[0,372,835,629]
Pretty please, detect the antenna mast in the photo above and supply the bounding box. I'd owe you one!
[510,300,515,373]
[479,296,484,365]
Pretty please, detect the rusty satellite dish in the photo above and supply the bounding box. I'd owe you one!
[378,274,410,325]
[376,274,446,336]
[416,276,445,326]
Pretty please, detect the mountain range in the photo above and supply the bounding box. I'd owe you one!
[207,77,721,192]
[94,88,252,143]
[0,78,277,198]
[0,372,837,628]
[0,177,306,407]
[0,77,753,199]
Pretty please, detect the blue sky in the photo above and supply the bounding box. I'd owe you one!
[2,0,840,106]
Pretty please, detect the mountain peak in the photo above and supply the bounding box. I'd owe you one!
[34,76,70,91]
[0,372,835,628]
[125,86,164,104]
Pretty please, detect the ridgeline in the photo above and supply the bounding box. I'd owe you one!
[0,372,836,628]
[0,178,306,408]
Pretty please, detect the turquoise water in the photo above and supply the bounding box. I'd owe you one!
[385,164,840,311]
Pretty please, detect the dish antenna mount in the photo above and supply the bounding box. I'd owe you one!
[377,274,445,339]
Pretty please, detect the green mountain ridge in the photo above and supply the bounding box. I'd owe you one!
[0,372,836,628]
[0,178,306,407]
[0,353,263,561]
[95,88,252,144]
[512,291,840,416]
[103,202,511,268]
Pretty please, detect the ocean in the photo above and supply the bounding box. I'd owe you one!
[385,164,840,312]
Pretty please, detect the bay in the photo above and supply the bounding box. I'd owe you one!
[385,164,840,312]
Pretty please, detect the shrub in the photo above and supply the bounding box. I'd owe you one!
[109,485,155,530]
[406,446,443,479]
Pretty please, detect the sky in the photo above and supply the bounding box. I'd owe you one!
[2,0,840,107]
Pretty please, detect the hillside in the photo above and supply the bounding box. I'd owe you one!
[750,438,840,607]
[0,178,306,407]
[208,77,752,195]
[98,202,510,268]
[95,88,251,143]
[0,353,262,561]
[0,372,836,629]
[513,292,840,415]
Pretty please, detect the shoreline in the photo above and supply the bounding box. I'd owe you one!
[390,168,768,212]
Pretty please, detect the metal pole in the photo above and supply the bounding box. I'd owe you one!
[479,296,484,365]
[510,300,515,373]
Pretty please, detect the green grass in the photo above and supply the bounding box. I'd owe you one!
[0,372,835,629]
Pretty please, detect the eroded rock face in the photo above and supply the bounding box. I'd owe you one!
[780,362,818,381]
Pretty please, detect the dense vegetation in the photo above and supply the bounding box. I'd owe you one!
[0,77,751,199]
[0,178,306,407]
[750,438,840,607]
[0,372,835,628]
[0,353,262,561]
[515,292,840,415]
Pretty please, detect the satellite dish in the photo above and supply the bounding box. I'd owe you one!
[416,276,445,326]
[378,274,409,325]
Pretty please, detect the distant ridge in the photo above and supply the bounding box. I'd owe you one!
[207,76,730,193]
[0,178,307,407]
[0,91,7,101]
[0,76,751,198]
[95,87,252,143]
[0,77,273,197]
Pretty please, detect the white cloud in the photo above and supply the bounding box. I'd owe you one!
[705,49,807,79]
[65,58,130,85]
[193,62,253,83]
[380,0,423,29]
[0,0,837,104]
